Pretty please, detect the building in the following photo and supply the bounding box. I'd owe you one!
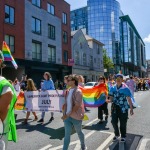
[70,0,146,77]
[71,6,88,33]
[0,0,71,87]
[120,15,146,77]
[71,29,104,82]
[146,60,150,78]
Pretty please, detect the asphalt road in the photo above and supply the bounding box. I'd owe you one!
[7,90,150,150]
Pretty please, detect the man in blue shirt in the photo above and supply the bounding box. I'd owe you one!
[107,74,134,142]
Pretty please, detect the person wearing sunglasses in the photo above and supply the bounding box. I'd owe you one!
[107,74,134,142]
[0,51,17,149]
[97,76,108,124]
[61,74,86,150]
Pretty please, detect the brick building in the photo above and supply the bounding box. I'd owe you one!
[0,0,71,87]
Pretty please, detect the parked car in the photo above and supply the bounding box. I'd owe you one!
[84,82,98,88]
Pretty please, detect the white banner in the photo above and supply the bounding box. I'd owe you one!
[24,90,65,112]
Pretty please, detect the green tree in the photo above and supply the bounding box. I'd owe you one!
[103,49,114,71]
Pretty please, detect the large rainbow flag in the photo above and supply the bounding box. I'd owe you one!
[2,41,18,69]
[79,83,108,107]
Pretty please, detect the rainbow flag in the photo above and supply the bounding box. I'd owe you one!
[79,83,108,107]
[2,41,18,69]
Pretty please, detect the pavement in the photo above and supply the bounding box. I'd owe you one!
[7,90,150,150]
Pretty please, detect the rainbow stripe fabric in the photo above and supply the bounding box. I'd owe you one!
[2,41,18,69]
[79,83,108,107]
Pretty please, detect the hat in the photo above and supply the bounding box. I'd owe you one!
[115,74,123,79]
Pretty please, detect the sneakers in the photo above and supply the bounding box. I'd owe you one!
[38,118,44,123]
[112,136,119,142]
[49,117,54,122]
[120,137,126,142]
[81,146,87,150]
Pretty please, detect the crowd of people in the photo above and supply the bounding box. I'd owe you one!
[2,68,150,150]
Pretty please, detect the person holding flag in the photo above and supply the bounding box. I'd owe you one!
[0,51,17,150]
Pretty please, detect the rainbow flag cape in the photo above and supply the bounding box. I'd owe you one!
[79,83,108,107]
[2,41,18,69]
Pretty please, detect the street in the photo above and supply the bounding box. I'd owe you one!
[8,90,150,150]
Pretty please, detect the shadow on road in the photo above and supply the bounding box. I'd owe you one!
[83,120,109,131]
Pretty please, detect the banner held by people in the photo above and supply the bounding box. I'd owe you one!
[24,90,65,112]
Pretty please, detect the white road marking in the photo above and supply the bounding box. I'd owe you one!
[138,138,150,150]
[96,131,114,150]
[39,144,52,150]
[39,118,98,150]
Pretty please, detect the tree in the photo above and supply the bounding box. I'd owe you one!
[103,49,114,71]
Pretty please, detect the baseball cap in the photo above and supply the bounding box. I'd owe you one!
[115,74,123,79]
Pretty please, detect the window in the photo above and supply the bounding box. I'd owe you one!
[5,35,15,53]
[62,13,67,24]
[97,45,100,54]
[32,0,41,7]
[48,45,56,63]
[32,17,41,34]
[64,51,68,62]
[32,41,42,60]
[75,51,80,65]
[48,24,55,40]
[47,3,55,15]
[5,5,14,24]
[83,53,86,65]
[63,31,68,43]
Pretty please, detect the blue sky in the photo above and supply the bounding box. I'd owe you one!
[65,0,150,59]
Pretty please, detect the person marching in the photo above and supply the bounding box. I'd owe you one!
[38,72,55,123]
[97,76,108,124]
[107,74,134,142]
[0,51,17,150]
[22,79,38,124]
[61,74,86,150]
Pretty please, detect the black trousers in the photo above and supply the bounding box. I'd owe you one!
[111,104,128,138]
[98,102,108,120]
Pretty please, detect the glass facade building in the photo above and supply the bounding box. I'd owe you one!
[87,0,120,61]
[70,0,146,76]
[120,15,146,76]
[71,6,88,33]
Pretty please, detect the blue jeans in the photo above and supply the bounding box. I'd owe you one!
[41,112,54,119]
[63,117,85,150]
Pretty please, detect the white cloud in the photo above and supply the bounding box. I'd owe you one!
[143,34,150,43]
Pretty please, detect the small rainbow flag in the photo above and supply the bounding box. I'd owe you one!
[79,83,108,107]
[2,41,18,69]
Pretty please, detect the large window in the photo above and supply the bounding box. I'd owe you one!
[32,17,41,34]
[5,5,14,24]
[32,0,41,7]
[75,51,80,65]
[5,35,15,53]
[64,51,68,62]
[83,53,86,65]
[32,41,42,60]
[62,13,67,24]
[63,31,68,43]
[47,3,55,15]
[48,45,56,63]
[48,24,55,40]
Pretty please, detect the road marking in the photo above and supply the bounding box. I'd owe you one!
[119,142,124,150]
[138,138,150,150]
[39,118,98,150]
[129,136,141,150]
[39,144,52,150]
[96,131,114,150]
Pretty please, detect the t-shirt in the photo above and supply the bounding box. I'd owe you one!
[0,77,13,95]
[109,83,132,113]
[66,88,74,115]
